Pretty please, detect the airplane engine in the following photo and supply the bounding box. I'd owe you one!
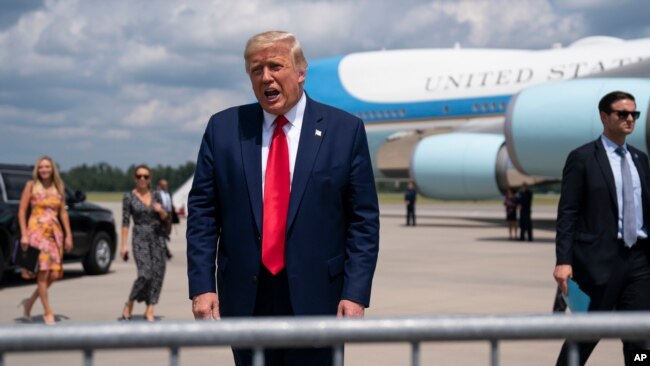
[506,78,650,178]
[411,133,509,200]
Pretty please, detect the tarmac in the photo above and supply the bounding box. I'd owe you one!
[0,200,624,365]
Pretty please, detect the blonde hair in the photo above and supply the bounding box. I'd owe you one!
[32,156,65,195]
[244,31,307,73]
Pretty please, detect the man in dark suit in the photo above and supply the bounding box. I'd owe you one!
[517,182,533,241]
[186,31,379,366]
[554,91,650,366]
[404,182,417,226]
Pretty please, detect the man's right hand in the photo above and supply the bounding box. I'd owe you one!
[553,264,573,295]
[192,292,220,320]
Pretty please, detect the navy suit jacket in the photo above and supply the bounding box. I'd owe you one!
[186,96,380,317]
[556,138,650,286]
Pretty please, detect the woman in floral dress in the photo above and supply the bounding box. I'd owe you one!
[120,165,168,321]
[18,156,73,325]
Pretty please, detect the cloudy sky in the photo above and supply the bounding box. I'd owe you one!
[1,0,649,171]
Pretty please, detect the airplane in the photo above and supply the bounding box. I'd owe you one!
[172,36,650,211]
[303,36,650,200]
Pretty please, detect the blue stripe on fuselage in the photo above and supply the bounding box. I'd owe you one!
[305,55,513,122]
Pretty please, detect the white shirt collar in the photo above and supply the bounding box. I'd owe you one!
[262,92,306,131]
[601,134,627,154]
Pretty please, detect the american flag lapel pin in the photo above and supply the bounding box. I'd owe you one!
[315,129,322,137]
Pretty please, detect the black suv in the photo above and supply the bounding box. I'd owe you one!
[0,163,117,282]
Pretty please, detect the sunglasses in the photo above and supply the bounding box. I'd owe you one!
[611,110,641,120]
[135,174,150,180]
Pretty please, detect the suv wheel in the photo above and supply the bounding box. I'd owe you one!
[82,232,113,275]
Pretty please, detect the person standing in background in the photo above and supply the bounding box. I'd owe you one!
[404,182,417,226]
[517,182,533,241]
[504,188,518,240]
[156,179,173,260]
[120,165,168,322]
[18,156,73,325]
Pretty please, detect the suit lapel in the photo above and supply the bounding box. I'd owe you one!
[630,146,649,192]
[629,145,650,223]
[286,99,327,232]
[594,138,618,211]
[239,105,264,235]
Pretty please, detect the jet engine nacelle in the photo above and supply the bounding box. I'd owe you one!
[411,133,509,200]
[506,78,650,178]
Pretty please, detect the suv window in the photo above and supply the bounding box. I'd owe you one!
[2,171,31,201]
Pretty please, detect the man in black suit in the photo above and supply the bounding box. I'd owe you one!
[554,91,650,366]
[404,182,417,226]
[517,182,533,241]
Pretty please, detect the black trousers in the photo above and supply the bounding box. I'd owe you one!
[519,211,532,241]
[556,241,650,366]
[406,204,416,226]
[232,267,335,366]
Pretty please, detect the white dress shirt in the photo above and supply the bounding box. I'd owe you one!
[601,135,647,240]
[159,190,172,213]
[261,93,306,196]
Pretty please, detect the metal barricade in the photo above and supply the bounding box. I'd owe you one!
[1,313,650,366]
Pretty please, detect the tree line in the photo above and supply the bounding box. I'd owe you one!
[61,162,196,192]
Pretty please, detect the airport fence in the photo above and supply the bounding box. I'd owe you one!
[1,313,650,366]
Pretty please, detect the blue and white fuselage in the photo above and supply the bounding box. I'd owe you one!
[304,36,650,199]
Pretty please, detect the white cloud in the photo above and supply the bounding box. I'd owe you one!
[0,0,648,170]
[118,43,169,71]
[559,0,611,9]
[73,141,93,150]
[104,129,132,140]
[0,105,66,125]
[50,126,90,138]
[122,100,162,127]
[0,8,75,75]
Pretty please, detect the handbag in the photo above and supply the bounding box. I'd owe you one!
[171,208,180,224]
[14,245,40,273]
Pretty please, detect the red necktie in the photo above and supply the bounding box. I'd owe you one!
[262,115,290,274]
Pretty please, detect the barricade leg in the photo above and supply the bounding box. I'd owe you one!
[411,341,420,366]
[83,349,93,366]
[490,340,499,366]
[333,344,344,366]
[253,347,264,366]
[170,346,179,366]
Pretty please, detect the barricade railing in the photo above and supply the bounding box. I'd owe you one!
[1,313,650,366]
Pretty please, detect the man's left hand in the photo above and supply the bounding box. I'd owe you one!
[337,299,365,318]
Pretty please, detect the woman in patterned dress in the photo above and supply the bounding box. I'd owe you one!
[18,156,73,325]
[503,188,518,240]
[120,165,168,322]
